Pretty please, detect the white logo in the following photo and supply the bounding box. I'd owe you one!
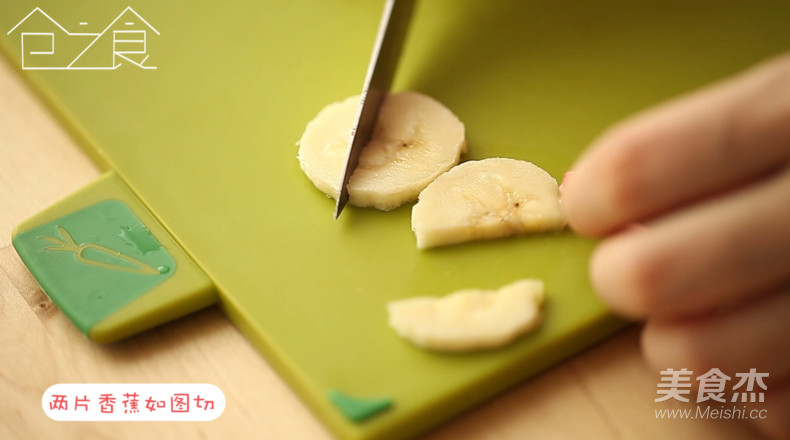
[654,367,769,404]
[653,368,770,421]
[6,6,159,70]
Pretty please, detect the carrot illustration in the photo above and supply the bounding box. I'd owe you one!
[41,225,161,275]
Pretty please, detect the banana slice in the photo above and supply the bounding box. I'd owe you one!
[297,92,466,211]
[387,279,545,352]
[411,158,566,248]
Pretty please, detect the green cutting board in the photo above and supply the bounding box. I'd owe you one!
[4,1,789,438]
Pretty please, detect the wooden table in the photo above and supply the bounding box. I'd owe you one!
[0,57,763,440]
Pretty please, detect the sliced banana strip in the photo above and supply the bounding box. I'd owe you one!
[411,158,566,249]
[387,279,545,352]
[297,92,466,211]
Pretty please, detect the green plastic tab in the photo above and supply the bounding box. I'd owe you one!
[12,172,217,343]
[14,200,175,333]
[328,390,394,423]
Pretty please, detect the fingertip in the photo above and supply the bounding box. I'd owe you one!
[640,322,664,370]
[564,114,676,237]
[641,321,683,370]
[562,127,642,237]
[590,235,650,320]
[561,166,611,237]
[641,319,714,377]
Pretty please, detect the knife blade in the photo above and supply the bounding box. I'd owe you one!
[334,0,417,218]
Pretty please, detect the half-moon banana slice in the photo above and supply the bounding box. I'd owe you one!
[411,158,566,248]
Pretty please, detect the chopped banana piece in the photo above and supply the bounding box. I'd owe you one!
[297,92,467,211]
[387,279,545,352]
[411,158,566,249]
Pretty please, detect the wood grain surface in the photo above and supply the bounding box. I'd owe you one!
[0,57,764,440]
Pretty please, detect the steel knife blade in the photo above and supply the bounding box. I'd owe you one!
[334,0,416,218]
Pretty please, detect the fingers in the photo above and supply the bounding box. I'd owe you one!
[641,289,790,439]
[567,54,790,440]
[563,53,790,237]
[641,289,790,383]
[589,166,790,319]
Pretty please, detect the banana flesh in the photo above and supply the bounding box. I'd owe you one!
[387,279,545,352]
[411,158,566,248]
[297,92,466,211]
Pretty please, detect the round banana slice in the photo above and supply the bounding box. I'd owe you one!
[411,158,566,249]
[297,92,466,211]
[387,279,545,352]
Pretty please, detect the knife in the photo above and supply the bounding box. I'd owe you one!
[334,0,417,218]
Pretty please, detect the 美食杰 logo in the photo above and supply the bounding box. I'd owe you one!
[6,6,159,70]
[653,368,770,421]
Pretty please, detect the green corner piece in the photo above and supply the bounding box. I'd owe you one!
[12,171,218,343]
[327,390,393,423]
[13,200,176,335]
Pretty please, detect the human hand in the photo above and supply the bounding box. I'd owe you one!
[561,54,790,438]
